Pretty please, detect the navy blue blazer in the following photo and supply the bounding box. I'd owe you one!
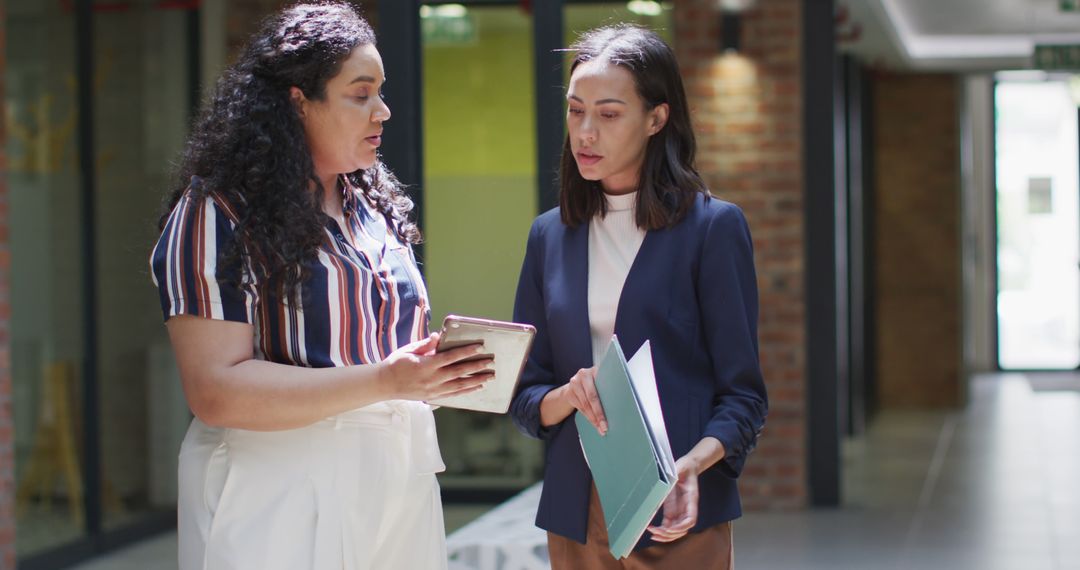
[509,194,768,550]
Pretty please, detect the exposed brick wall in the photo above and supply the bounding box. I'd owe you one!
[0,0,14,564]
[675,0,806,509]
[872,72,963,409]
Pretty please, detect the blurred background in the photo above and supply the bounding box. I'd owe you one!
[0,0,1078,568]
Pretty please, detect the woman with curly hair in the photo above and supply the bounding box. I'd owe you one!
[150,3,489,569]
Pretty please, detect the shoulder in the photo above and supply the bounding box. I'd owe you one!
[532,206,563,231]
[526,206,567,242]
[174,177,243,226]
[675,194,753,259]
[690,193,746,226]
[690,195,755,266]
[680,194,749,240]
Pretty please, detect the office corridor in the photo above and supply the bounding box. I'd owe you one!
[73,374,1080,570]
[736,373,1080,569]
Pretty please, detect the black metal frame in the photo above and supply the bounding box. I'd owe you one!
[861,64,879,425]
[832,53,850,447]
[534,1,566,212]
[841,55,875,437]
[803,0,841,507]
[377,0,426,264]
[75,0,103,544]
[16,1,197,567]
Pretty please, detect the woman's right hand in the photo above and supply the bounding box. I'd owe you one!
[378,332,495,401]
[560,367,607,435]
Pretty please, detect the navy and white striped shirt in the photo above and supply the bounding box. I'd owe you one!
[150,177,431,367]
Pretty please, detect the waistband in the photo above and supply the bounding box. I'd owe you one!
[321,400,445,475]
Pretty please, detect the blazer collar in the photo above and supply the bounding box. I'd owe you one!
[564,222,594,367]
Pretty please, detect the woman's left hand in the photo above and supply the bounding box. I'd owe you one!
[646,456,700,542]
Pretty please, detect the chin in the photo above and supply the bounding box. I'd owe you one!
[576,168,602,182]
[354,157,378,171]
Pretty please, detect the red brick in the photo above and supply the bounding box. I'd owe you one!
[680,0,806,505]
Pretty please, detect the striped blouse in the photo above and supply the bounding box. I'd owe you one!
[150,177,431,367]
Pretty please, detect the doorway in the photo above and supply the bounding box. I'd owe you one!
[995,77,1080,370]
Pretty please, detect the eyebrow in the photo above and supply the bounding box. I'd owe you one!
[348,75,381,85]
[567,94,627,105]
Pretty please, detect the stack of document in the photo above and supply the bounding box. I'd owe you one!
[575,336,676,559]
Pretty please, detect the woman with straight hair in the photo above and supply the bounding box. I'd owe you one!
[150,3,492,568]
[510,24,768,569]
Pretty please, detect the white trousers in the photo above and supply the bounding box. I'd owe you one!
[177,403,448,570]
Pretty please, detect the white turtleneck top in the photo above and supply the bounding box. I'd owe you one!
[588,191,647,366]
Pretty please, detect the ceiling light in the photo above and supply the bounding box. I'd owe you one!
[717,0,757,13]
[628,1,664,16]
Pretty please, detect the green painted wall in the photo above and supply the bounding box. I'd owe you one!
[423,8,537,324]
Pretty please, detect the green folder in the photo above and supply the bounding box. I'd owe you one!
[575,336,677,559]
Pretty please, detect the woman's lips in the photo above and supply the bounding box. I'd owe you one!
[577,152,602,166]
[365,134,382,147]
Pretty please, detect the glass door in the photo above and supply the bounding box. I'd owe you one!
[7,0,87,555]
[92,0,195,532]
[421,2,543,492]
[995,77,1080,369]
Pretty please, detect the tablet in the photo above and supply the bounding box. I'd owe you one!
[429,315,536,414]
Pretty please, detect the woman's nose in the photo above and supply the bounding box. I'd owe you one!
[374,97,391,123]
[579,121,597,143]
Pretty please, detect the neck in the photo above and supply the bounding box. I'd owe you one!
[600,172,639,196]
[316,174,343,218]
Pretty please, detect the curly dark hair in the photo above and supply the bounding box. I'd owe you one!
[160,1,419,305]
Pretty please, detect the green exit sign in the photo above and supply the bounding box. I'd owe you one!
[1034,45,1080,70]
[1063,0,1079,11]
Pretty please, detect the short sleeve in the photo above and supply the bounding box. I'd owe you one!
[149,190,258,324]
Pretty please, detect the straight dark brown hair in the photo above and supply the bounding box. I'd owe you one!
[559,24,708,230]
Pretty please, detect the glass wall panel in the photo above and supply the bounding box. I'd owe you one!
[7,0,87,557]
[422,4,542,491]
[93,1,194,529]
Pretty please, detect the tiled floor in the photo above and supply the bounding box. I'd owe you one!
[735,373,1080,569]
[69,373,1080,570]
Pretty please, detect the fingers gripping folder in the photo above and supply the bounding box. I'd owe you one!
[576,336,677,559]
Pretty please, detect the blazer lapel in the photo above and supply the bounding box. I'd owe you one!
[613,228,660,355]
[563,222,595,369]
